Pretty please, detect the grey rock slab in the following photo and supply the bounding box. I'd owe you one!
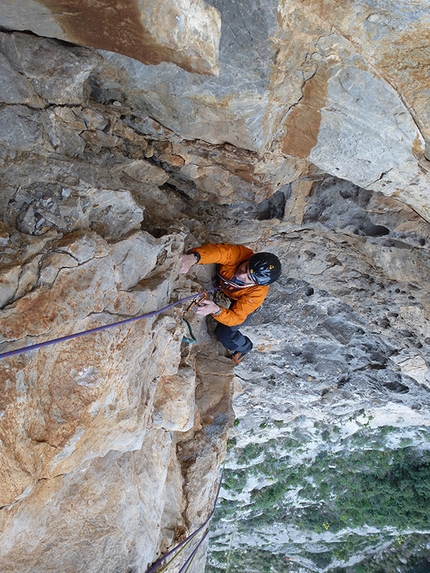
[38,251,79,286]
[308,63,427,215]
[0,0,64,37]
[0,52,45,107]
[0,105,44,152]
[45,107,86,157]
[109,231,165,290]
[0,31,101,105]
[91,0,281,152]
[7,183,144,240]
[119,159,169,186]
[54,231,109,264]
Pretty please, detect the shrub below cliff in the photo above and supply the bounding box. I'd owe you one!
[207,424,430,572]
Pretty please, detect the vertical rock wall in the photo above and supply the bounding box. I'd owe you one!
[0,4,430,569]
[0,32,233,573]
[199,176,430,571]
[87,0,430,221]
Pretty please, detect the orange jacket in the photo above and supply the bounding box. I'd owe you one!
[191,243,269,326]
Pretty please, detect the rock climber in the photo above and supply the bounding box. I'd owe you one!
[180,243,281,364]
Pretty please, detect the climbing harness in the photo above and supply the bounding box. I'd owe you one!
[0,288,219,360]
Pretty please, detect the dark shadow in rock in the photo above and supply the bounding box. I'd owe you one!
[383,381,409,393]
[253,187,288,220]
[337,375,349,388]
[361,221,390,237]
[302,176,391,237]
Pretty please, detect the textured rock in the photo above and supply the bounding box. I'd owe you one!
[0,23,430,573]
[297,0,430,158]
[91,0,280,150]
[0,0,221,75]
[0,33,232,571]
[0,105,44,153]
[277,22,429,219]
[200,179,430,572]
[0,432,185,573]
[0,223,231,572]
[0,230,179,485]
[147,140,295,205]
[89,0,430,221]
[7,184,143,240]
[153,367,197,432]
[0,52,44,107]
[0,32,101,105]
[179,350,235,526]
[2,2,429,220]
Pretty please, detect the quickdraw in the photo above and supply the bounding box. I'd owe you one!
[182,291,214,344]
[184,291,207,314]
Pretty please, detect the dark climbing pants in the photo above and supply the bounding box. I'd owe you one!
[215,314,254,354]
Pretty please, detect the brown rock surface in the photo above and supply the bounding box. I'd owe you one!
[0,20,429,573]
[0,0,221,75]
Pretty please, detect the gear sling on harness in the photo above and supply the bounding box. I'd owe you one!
[0,288,219,360]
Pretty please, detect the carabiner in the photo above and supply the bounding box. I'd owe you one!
[185,291,207,314]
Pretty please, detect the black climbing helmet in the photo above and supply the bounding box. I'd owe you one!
[248,252,281,285]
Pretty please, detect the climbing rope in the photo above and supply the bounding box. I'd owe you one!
[181,291,209,344]
[178,530,209,573]
[1,285,225,569]
[144,462,225,573]
[182,317,197,344]
[147,528,208,573]
[0,287,219,360]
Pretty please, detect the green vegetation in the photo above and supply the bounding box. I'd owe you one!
[337,450,429,529]
[251,481,288,510]
[207,424,430,572]
[236,442,265,464]
[206,548,291,573]
[222,469,248,493]
[331,533,430,573]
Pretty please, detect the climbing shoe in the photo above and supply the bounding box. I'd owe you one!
[231,351,247,366]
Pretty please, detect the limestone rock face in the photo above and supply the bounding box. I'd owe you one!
[88,0,430,221]
[1,223,187,569]
[200,179,430,572]
[0,32,232,573]
[0,32,102,105]
[0,20,430,573]
[4,0,430,219]
[0,0,221,75]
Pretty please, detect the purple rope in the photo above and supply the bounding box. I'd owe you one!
[145,522,205,573]
[177,530,209,573]
[0,288,219,360]
[145,465,225,573]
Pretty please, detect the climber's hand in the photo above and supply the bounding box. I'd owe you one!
[192,300,221,316]
[180,254,197,274]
